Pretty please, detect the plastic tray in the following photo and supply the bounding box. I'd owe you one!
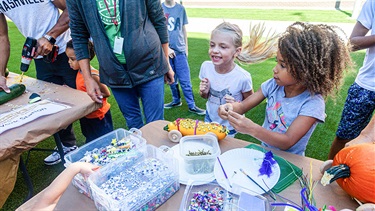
[88,145,180,211]
[180,134,220,174]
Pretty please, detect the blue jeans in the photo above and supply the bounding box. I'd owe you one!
[111,76,165,129]
[168,53,196,109]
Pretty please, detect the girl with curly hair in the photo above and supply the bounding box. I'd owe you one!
[218,22,352,155]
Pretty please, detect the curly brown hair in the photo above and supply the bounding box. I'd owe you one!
[278,22,352,97]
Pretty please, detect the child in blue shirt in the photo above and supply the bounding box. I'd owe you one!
[162,0,205,115]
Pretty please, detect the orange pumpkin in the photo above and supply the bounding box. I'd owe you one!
[321,143,375,203]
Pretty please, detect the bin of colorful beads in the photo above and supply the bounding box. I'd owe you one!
[180,134,221,174]
[88,145,180,211]
[64,128,146,198]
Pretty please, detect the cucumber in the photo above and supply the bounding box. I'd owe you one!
[0,84,26,105]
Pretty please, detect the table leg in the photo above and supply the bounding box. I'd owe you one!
[53,133,65,165]
[20,133,65,203]
[19,157,34,201]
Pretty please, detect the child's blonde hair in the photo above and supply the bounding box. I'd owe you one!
[211,21,278,64]
[278,22,352,97]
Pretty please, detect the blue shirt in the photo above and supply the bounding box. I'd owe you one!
[162,2,188,53]
[261,79,325,156]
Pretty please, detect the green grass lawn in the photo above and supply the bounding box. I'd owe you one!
[1,16,363,210]
[186,8,356,23]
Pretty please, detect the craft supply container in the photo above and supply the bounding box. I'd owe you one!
[179,180,230,211]
[180,180,271,211]
[64,128,146,198]
[88,145,180,211]
[180,134,220,174]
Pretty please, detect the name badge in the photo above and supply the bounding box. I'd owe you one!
[113,36,124,54]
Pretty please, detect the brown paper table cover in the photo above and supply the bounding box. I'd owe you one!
[0,72,100,207]
[0,73,100,161]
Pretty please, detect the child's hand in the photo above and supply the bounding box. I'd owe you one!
[227,110,253,134]
[199,78,210,95]
[224,94,235,103]
[218,103,233,120]
[72,162,100,180]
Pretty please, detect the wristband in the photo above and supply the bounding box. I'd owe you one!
[43,34,56,45]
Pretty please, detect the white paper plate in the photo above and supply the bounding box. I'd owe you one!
[214,148,280,195]
[171,145,215,185]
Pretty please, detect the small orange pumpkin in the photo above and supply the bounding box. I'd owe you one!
[321,143,375,203]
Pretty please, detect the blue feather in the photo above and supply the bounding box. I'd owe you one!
[259,151,276,177]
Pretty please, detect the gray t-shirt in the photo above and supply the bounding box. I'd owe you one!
[261,79,325,156]
[162,2,188,53]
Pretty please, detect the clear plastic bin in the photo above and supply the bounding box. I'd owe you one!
[64,128,146,198]
[180,134,220,174]
[88,145,180,211]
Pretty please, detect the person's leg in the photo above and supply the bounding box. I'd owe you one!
[35,56,78,165]
[169,57,181,104]
[173,53,205,115]
[56,125,76,147]
[80,111,113,143]
[111,87,144,129]
[79,117,91,143]
[138,76,165,124]
[328,83,375,159]
[97,110,114,138]
[35,55,77,147]
[173,53,195,108]
[35,53,77,147]
[165,57,182,109]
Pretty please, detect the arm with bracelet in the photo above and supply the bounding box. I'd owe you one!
[35,0,70,57]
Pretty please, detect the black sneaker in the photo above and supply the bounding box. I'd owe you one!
[189,106,206,116]
[164,101,182,109]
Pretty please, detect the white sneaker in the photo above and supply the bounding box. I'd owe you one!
[44,145,78,165]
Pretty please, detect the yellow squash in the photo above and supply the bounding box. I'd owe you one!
[164,118,228,140]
